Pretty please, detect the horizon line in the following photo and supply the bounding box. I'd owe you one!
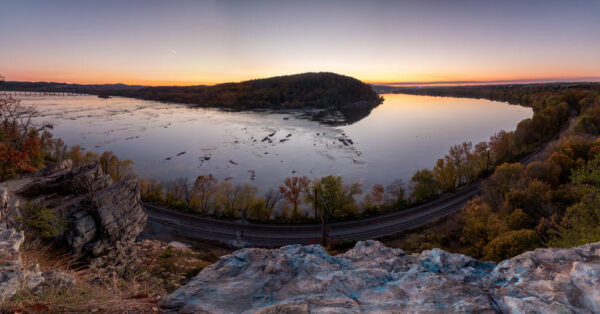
[4,75,600,88]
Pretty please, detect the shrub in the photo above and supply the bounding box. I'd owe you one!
[483,229,541,262]
[575,106,600,135]
[16,202,67,239]
[506,209,536,230]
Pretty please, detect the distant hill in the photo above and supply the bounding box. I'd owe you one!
[2,72,382,124]
[2,72,381,109]
[0,81,146,94]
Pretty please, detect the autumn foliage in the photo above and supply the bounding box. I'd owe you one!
[0,94,43,181]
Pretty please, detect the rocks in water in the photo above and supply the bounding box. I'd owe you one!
[199,154,212,164]
[159,240,600,313]
[261,136,273,143]
[0,160,146,257]
[338,138,353,146]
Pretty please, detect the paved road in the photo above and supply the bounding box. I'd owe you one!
[143,134,552,248]
[145,182,479,247]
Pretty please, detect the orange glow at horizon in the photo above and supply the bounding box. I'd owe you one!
[2,1,598,87]
[4,69,600,87]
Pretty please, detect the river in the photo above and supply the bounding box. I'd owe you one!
[20,93,532,191]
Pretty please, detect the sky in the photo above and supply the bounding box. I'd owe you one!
[1,0,599,85]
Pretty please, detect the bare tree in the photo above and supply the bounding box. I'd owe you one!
[263,188,282,213]
[237,184,258,220]
[193,174,218,213]
[0,95,38,144]
[216,181,241,217]
[279,176,310,220]
[385,179,406,205]
[173,177,193,207]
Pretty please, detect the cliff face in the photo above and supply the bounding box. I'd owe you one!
[160,240,600,313]
[0,160,146,256]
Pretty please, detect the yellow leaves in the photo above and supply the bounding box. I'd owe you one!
[482,229,540,262]
[460,197,507,257]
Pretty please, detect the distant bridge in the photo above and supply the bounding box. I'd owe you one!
[0,90,89,97]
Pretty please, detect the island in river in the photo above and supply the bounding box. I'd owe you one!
[1,72,383,125]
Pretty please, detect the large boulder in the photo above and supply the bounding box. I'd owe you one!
[0,160,146,256]
[160,240,600,313]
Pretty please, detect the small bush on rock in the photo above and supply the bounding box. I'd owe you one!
[17,202,68,239]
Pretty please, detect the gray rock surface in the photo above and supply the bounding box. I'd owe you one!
[0,160,146,256]
[160,240,600,313]
[0,225,77,301]
[40,270,76,289]
[0,225,44,301]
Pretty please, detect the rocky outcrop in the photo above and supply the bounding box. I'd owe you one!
[0,160,146,256]
[0,226,42,301]
[160,240,600,313]
[0,225,76,301]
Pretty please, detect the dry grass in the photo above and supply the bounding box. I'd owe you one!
[0,238,221,313]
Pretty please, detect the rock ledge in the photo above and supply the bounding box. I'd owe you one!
[160,240,600,313]
[0,160,146,256]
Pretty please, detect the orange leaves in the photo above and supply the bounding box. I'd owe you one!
[0,140,39,176]
[279,176,310,218]
[0,133,42,181]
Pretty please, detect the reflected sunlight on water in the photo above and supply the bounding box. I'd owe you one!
[21,94,532,191]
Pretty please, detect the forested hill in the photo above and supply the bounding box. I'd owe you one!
[389,83,600,108]
[1,72,383,111]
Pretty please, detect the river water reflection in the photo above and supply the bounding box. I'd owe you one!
[21,93,532,191]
